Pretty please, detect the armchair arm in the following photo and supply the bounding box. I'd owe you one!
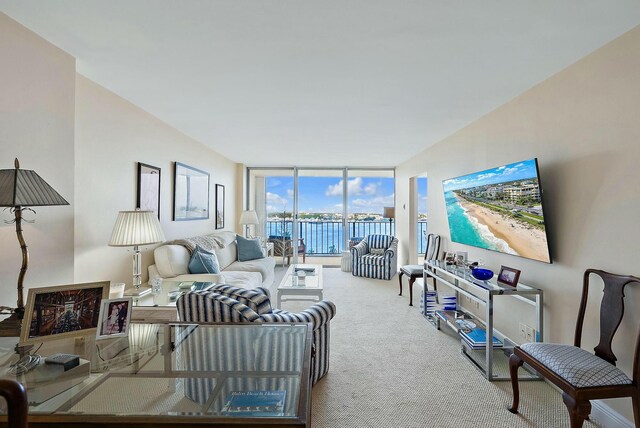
[384,238,399,260]
[350,241,369,258]
[261,301,336,331]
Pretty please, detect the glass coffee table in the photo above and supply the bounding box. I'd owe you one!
[276,264,324,308]
[0,322,313,427]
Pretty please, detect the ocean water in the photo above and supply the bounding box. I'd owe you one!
[444,191,515,255]
[265,221,428,255]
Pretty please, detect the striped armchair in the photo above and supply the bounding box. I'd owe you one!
[177,285,336,385]
[350,234,398,280]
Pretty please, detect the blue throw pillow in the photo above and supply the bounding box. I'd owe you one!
[188,245,220,274]
[236,235,264,262]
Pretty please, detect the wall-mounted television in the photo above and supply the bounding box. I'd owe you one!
[442,158,551,263]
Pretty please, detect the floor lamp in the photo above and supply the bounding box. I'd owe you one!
[0,159,69,337]
[109,210,165,294]
[383,207,395,234]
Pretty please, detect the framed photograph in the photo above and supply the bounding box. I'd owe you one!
[173,162,210,221]
[20,281,110,345]
[497,265,521,287]
[455,251,468,265]
[444,251,456,265]
[215,184,225,229]
[137,162,161,219]
[96,298,133,339]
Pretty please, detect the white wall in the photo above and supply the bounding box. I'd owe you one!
[1,12,239,307]
[0,13,76,308]
[74,75,239,287]
[396,25,640,423]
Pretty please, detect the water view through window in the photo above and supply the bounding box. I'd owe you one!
[264,171,395,255]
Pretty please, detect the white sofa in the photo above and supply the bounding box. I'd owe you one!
[148,231,276,289]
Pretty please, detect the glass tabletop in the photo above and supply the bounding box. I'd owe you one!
[0,322,312,424]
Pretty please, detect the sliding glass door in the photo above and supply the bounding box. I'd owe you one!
[247,167,394,265]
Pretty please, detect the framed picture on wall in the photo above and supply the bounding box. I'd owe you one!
[137,162,161,219]
[173,162,210,221]
[215,184,225,229]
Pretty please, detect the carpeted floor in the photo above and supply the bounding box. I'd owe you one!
[273,267,601,428]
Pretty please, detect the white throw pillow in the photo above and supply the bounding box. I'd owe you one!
[154,245,190,278]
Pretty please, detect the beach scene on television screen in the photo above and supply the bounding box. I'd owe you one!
[28,287,103,338]
[443,159,550,263]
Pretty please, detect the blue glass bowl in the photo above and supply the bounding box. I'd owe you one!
[471,268,494,281]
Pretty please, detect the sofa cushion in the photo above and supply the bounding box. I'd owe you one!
[361,254,385,265]
[236,235,264,261]
[227,257,276,286]
[214,270,263,289]
[154,245,190,278]
[188,245,221,274]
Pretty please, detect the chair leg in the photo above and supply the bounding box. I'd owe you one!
[398,272,404,296]
[408,277,416,306]
[562,393,590,428]
[507,353,524,414]
[632,393,640,428]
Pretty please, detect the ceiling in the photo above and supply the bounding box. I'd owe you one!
[1,1,639,167]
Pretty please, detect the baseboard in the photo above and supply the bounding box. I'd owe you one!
[591,400,633,428]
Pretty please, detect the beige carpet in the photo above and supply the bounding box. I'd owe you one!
[274,267,601,428]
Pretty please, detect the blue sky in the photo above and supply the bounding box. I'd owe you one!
[266,176,396,214]
[442,159,538,192]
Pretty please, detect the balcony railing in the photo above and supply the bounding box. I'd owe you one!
[265,220,428,256]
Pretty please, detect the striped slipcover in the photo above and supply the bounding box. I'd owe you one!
[350,234,399,280]
[177,287,336,387]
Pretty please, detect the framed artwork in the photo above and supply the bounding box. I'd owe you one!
[96,297,133,339]
[173,162,210,221]
[497,265,521,287]
[444,251,456,265]
[215,184,225,229]
[137,162,161,219]
[20,281,110,345]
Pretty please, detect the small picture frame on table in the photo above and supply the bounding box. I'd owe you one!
[455,251,467,265]
[497,266,521,287]
[96,298,133,340]
[444,252,456,265]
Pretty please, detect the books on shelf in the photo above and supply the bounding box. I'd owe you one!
[221,390,286,417]
[460,327,503,350]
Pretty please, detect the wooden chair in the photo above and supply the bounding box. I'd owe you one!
[398,233,440,306]
[0,379,28,428]
[508,269,640,428]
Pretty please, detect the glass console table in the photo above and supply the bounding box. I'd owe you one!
[424,260,543,381]
[0,322,313,427]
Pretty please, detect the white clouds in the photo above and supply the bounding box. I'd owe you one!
[364,182,377,195]
[266,192,287,205]
[286,189,294,198]
[350,194,395,213]
[325,177,366,196]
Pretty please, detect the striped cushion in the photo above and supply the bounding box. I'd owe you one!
[208,284,272,315]
[520,343,632,387]
[361,254,385,265]
[366,234,394,249]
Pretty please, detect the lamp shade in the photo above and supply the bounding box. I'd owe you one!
[109,210,165,247]
[0,159,69,207]
[383,207,395,219]
[239,210,259,225]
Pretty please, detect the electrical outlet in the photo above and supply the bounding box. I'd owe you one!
[525,325,535,343]
[519,323,527,340]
